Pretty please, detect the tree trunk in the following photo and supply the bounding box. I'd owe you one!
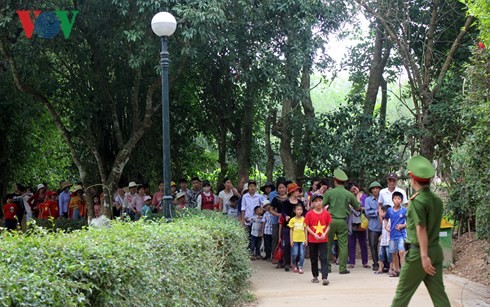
[217,120,228,183]
[236,90,255,183]
[364,24,385,120]
[265,111,275,182]
[379,76,388,131]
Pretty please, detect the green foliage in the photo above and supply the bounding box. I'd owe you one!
[447,48,490,240]
[462,0,490,45]
[308,101,411,185]
[0,213,251,306]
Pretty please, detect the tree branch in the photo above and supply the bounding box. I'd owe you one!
[0,38,87,181]
[433,15,474,97]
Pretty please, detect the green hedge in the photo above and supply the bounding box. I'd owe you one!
[0,213,251,306]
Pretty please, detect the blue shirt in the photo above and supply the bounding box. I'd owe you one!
[364,195,382,232]
[58,190,71,216]
[385,206,407,240]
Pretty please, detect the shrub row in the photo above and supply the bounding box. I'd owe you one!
[0,213,251,306]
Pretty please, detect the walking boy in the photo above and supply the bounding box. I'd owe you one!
[305,194,332,285]
[383,191,407,277]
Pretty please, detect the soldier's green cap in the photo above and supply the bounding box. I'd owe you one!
[368,181,382,191]
[333,168,348,182]
[407,155,435,182]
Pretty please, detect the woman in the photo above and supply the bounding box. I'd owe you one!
[270,181,288,266]
[218,178,240,214]
[305,178,320,210]
[130,185,146,220]
[347,182,370,269]
[260,182,275,199]
[152,181,165,209]
[113,187,125,218]
[69,185,86,220]
[280,182,306,272]
[28,184,46,219]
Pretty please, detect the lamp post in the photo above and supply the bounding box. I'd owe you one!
[151,12,177,219]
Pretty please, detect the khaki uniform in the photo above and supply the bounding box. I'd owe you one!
[323,186,359,272]
[391,188,450,307]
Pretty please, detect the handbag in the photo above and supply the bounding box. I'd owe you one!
[359,213,368,231]
[273,240,284,262]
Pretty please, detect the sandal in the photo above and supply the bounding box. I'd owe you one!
[389,271,397,277]
[374,271,382,275]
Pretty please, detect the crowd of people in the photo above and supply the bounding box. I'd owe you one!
[2,155,450,305]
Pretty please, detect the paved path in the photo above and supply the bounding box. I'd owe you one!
[250,259,490,306]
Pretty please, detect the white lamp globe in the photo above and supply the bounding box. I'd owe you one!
[151,12,177,37]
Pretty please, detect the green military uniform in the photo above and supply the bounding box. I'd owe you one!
[391,156,450,307]
[323,169,359,273]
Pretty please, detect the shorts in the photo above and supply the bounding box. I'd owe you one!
[379,245,392,263]
[389,238,405,253]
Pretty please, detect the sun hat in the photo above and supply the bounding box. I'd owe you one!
[176,191,186,199]
[128,182,138,188]
[37,183,46,191]
[60,181,72,190]
[262,199,271,206]
[287,182,302,195]
[144,195,152,201]
[368,181,382,191]
[74,185,83,192]
[260,182,276,193]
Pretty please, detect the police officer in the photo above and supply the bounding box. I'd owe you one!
[323,168,360,274]
[391,155,450,306]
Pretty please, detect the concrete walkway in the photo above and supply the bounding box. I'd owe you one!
[250,259,490,306]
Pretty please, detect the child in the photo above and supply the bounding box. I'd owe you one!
[376,205,393,275]
[93,195,102,218]
[262,200,273,261]
[227,195,239,219]
[383,191,407,277]
[39,191,59,219]
[249,206,264,260]
[197,180,218,211]
[3,194,18,231]
[141,195,153,217]
[288,204,308,273]
[305,194,332,285]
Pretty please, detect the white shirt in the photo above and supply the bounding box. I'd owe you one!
[378,187,408,207]
[241,192,265,226]
[218,189,235,213]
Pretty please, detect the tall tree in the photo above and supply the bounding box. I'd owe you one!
[355,0,474,159]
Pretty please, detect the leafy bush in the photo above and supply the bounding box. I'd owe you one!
[0,213,251,306]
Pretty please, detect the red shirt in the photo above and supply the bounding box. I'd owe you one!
[39,201,59,219]
[304,209,332,243]
[3,203,18,220]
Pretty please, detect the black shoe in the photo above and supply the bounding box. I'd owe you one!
[373,266,379,271]
[284,266,290,272]
[339,270,350,274]
[322,279,330,286]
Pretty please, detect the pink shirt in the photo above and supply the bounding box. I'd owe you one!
[152,192,164,207]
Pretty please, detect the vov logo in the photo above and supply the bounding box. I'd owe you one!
[17,10,79,39]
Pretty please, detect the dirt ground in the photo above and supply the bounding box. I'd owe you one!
[248,258,490,306]
[448,232,490,287]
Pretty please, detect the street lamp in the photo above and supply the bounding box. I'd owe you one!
[151,12,177,219]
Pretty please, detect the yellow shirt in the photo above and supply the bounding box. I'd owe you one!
[288,216,306,242]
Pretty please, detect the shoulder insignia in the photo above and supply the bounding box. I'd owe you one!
[409,192,419,201]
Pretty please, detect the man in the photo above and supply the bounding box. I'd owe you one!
[323,169,360,274]
[364,181,383,271]
[391,155,450,307]
[58,181,72,218]
[240,180,265,233]
[187,177,202,208]
[378,172,408,208]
